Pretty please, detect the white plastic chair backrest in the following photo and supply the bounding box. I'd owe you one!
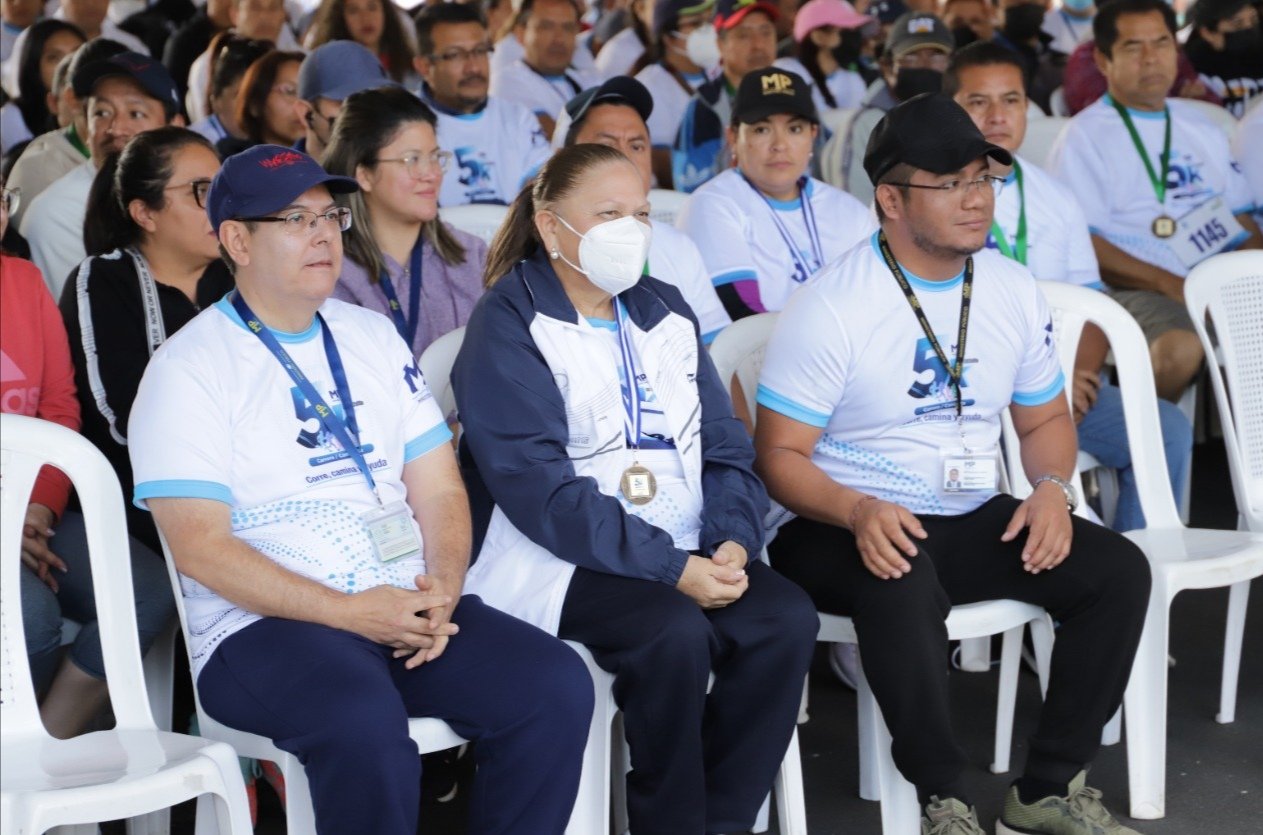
[819,106,859,137]
[1017,117,1069,168]
[441,204,510,245]
[419,326,466,423]
[1178,98,1239,139]
[707,313,781,421]
[1036,281,1183,527]
[648,188,688,226]
[1049,86,1070,118]
[1,414,155,736]
[1183,252,1263,531]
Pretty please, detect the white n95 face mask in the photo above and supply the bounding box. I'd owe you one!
[553,213,652,296]
[685,26,721,75]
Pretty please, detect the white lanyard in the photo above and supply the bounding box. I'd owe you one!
[126,247,168,357]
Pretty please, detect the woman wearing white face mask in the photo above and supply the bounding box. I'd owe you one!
[454,143,817,835]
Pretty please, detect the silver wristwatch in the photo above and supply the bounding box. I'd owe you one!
[1033,475,1078,512]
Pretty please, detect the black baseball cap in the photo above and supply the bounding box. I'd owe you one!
[885,11,954,60]
[864,92,1011,185]
[207,145,359,232]
[732,67,818,125]
[72,51,181,115]
[565,76,654,127]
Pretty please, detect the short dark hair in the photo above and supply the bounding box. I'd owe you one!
[515,0,583,27]
[209,33,273,102]
[1093,0,1178,57]
[943,41,1028,97]
[874,162,914,223]
[415,2,487,57]
[235,50,304,143]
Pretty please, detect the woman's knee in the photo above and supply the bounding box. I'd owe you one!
[20,567,63,660]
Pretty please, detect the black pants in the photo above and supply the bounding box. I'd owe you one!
[768,495,1150,801]
[558,560,818,835]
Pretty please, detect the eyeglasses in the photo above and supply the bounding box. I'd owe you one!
[895,52,951,71]
[884,175,1005,198]
[375,150,453,177]
[165,178,212,209]
[242,206,353,235]
[430,43,494,64]
[271,83,299,100]
[1,187,19,215]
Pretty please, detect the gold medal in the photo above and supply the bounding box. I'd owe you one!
[1152,214,1176,239]
[620,463,657,505]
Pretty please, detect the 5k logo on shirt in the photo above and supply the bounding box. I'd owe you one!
[456,147,499,203]
[1166,150,1214,206]
[907,336,978,413]
[290,384,375,466]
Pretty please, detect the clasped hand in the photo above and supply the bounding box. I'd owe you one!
[676,541,748,609]
[339,575,461,669]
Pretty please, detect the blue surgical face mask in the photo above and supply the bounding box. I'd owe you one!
[1062,0,1094,13]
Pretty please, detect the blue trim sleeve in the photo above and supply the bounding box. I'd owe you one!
[1232,204,1255,216]
[1012,371,1067,407]
[1086,281,1106,291]
[134,479,233,510]
[712,269,757,288]
[756,384,831,428]
[701,327,723,346]
[405,423,454,462]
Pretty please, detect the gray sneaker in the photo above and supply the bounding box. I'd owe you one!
[923,796,985,835]
[997,771,1142,834]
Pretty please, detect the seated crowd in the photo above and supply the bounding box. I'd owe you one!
[1,0,1259,833]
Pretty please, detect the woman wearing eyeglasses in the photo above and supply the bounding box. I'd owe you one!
[323,86,487,358]
[187,33,274,146]
[61,127,232,553]
[218,49,306,156]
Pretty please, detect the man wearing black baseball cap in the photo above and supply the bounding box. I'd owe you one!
[759,93,1150,834]
[21,50,184,298]
[128,144,594,834]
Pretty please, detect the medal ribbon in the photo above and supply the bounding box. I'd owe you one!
[229,292,381,503]
[877,231,973,418]
[1111,97,1171,206]
[614,299,643,450]
[989,160,1027,266]
[376,238,424,347]
[742,174,825,283]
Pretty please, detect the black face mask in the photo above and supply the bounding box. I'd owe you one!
[894,67,944,100]
[1223,26,1262,56]
[835,28,865,67]
[1003,4,1046,42]
[951,25,980,49]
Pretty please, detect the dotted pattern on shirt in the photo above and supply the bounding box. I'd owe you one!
[815,436,947,515]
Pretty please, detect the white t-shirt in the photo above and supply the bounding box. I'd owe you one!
[1041,8,1094,56]
[594,26,644,77]
[677,168,875,312]
[635,61,707,148]
[758,232,1066,516]
[129,296,451,678]
[774,57,866,113]
[990,154,1101,287]
[1048,95,1255,277]
[647,219,731,343]
[0,101,31,154]
[433,96,550,206]
[1232,103,1263,226]
[19,160,94,299]
[489,58,602,123]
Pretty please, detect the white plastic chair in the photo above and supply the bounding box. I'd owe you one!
[1177,98,1239,138]
[418,325,465,426]
[1048,86,1070,118]
[441,203,510,245]
[647,188,688,226]
[1,414,253,835]
[1034,280,1263,820]
[1017,116,1069,169]
[709,315,1055,835]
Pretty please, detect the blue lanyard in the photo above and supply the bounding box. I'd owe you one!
[376,239,424,347]
[743,174,825,283]
[229,292,380,501]
[613,299,642,449]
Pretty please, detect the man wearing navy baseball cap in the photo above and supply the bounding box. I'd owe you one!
[759,94,1150,835]
[297,40,399,159]
[128,144,593,835]
[21,50,185,298]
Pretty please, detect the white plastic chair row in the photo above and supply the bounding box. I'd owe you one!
[441,202,510,246]
[1,414,253,835]
[709,313,1055,835]
[648,187,688,227]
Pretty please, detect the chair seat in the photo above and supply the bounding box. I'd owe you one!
[1124,528,1263,575]
[818,598,1046,644]
[2,731,237,793]
[195,711,467,764]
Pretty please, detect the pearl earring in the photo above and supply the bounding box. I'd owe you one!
[551,249,560,260]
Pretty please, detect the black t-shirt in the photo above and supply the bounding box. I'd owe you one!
[1186,36,1263,118]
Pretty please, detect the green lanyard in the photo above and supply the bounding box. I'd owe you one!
[989,160,1027,265]
[1111,98,1171,206]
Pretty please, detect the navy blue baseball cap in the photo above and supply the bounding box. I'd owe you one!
[72,51,181,115]
[298,40,399,102]
[207,145,359,232]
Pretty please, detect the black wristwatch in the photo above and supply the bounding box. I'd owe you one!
[1033,475,1078,512]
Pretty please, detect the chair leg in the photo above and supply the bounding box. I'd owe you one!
[1029,616,1054,699]
[1216,579,1251,725]
[990,625,1023,774]
[565,667,615,835]
[773,727,808,835]
[798,674,810,725]
[611,713,629,835]
[279,755,318,835]
[873,709,920,835]
[958,637,991,672]
[1101,708,1122,746]
[1123,585,1172,820]
[855,653,881,802]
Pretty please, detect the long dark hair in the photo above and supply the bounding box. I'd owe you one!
[483,143,633,286]
[307,0,416,82]
[207,32,274,106]
[83,127,216,256]
[15,20,86,137]
[321,85,467,282]
[798,34,838,110]
[235,50,304,143]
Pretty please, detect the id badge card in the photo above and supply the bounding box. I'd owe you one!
[362,501,422,563]
[941,447,999,493]
[1168,197,1246,269]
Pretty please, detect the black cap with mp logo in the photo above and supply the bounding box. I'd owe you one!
[731,67,819,126]
[863,92,1012,186]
